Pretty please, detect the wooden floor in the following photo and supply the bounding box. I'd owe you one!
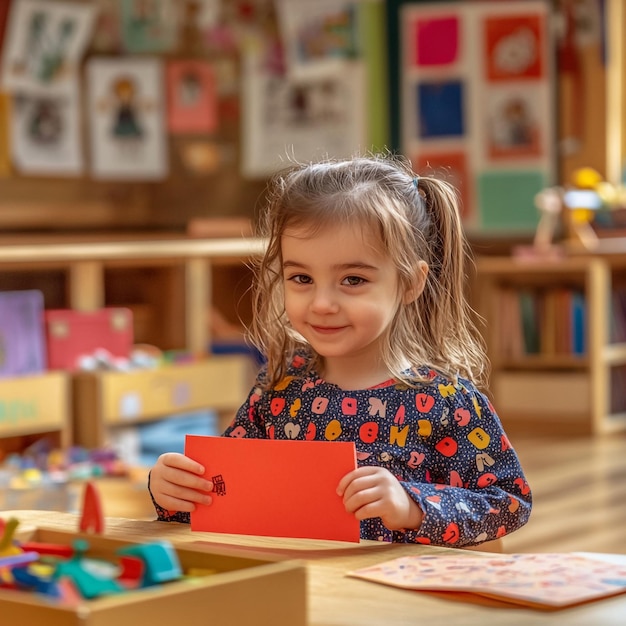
[503,432,626,554]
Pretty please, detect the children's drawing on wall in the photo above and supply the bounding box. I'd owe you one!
[11,86,83,175]
[166,60,218,134]
[90,0,123,53]
[276,0,358,80]
[487,89,542,160]
[120,0,178,53]
[241,51,366,178]
[87,57,168,180]
[0,0,94,96]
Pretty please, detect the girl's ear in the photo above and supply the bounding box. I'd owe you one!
[402,261,428,305]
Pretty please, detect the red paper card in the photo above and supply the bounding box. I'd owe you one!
[185,436,360,542]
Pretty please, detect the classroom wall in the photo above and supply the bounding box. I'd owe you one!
[0,0,619,236]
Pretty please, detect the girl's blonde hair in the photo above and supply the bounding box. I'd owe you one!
[249,153,487,389]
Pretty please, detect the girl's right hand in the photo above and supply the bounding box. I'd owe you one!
[150,452,214,512]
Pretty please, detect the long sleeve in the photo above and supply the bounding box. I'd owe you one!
[149,357,532,546]
[392,385,531,547]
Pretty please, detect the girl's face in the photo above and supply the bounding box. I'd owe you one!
[281,221,406,385]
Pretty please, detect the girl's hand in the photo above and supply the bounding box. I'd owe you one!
[150,452,214,512]
[337,466,423,531]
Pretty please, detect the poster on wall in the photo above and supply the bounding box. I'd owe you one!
[119,0,178,53]
[276,0,360,81]
[1,0,95,97]
[87,57,168,180]
[166,59,218,134]
[394,0,554,234]
[241,51,367,178]
[11,85,84,175]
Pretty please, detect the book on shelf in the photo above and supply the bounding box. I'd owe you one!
[571,290,586,355]
[518,290,540,355]
[498,287,587,358]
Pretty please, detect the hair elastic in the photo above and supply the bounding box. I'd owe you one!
[412,176,419,189]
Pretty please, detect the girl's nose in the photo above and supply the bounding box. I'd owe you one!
[310,287,339,313]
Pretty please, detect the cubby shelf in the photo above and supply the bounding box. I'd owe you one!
[475,252,626,435]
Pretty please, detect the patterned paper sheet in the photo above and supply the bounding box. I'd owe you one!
[349,552,626,609]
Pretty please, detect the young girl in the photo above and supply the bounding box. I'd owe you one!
[149,154,531,547]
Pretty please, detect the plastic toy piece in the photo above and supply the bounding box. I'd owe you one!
[0,551,40,569]
[0,518,21,557]
[79,481,105,534]
[11,565,62,598]
[117,541,182,587]
[19,541,74,558]
[54,539,123,600]
[117,555,145,589]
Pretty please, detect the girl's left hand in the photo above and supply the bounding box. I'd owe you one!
[337,466,423,531]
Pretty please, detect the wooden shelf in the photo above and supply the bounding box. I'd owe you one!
[0,234,265,455]
[72,357,255,449]
[475,255,626,435]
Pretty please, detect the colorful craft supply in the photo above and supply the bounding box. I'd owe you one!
[118,541,182,587]
[54,539,123,600]
[79,481,105,534]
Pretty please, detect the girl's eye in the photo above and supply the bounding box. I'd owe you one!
[288,274,312,285]
[342,276,366,287]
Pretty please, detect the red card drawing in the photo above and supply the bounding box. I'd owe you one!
[166,60,218,134]
[186,435,360,542]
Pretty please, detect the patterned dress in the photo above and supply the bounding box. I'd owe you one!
[151,353,532,547]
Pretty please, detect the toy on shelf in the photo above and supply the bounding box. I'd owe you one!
[531,186,565,256]
[562,167,603,250]
[520,166,623,259]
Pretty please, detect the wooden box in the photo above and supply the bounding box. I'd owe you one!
[0,372,70,446]
[72,356,254,448]
[1,527,307,626]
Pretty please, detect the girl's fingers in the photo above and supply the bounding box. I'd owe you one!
[161,466,213,492]
[157,482,213,508]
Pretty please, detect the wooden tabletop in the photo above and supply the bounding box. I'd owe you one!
[3,511,626,625]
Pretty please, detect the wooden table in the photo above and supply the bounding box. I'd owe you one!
[3,511,626,625]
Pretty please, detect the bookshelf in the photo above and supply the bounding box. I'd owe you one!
[475,253,626,435]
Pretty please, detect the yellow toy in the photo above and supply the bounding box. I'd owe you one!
[563,167,603,249]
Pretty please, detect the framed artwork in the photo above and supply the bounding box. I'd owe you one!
[1,0,95,97]
[276,0,360,80]
[386,0,555,235]
[11,85,84,176]
[120,0,178,53]
[241,51,367,179]
[166,60,218,134]
[86,56,168,180]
